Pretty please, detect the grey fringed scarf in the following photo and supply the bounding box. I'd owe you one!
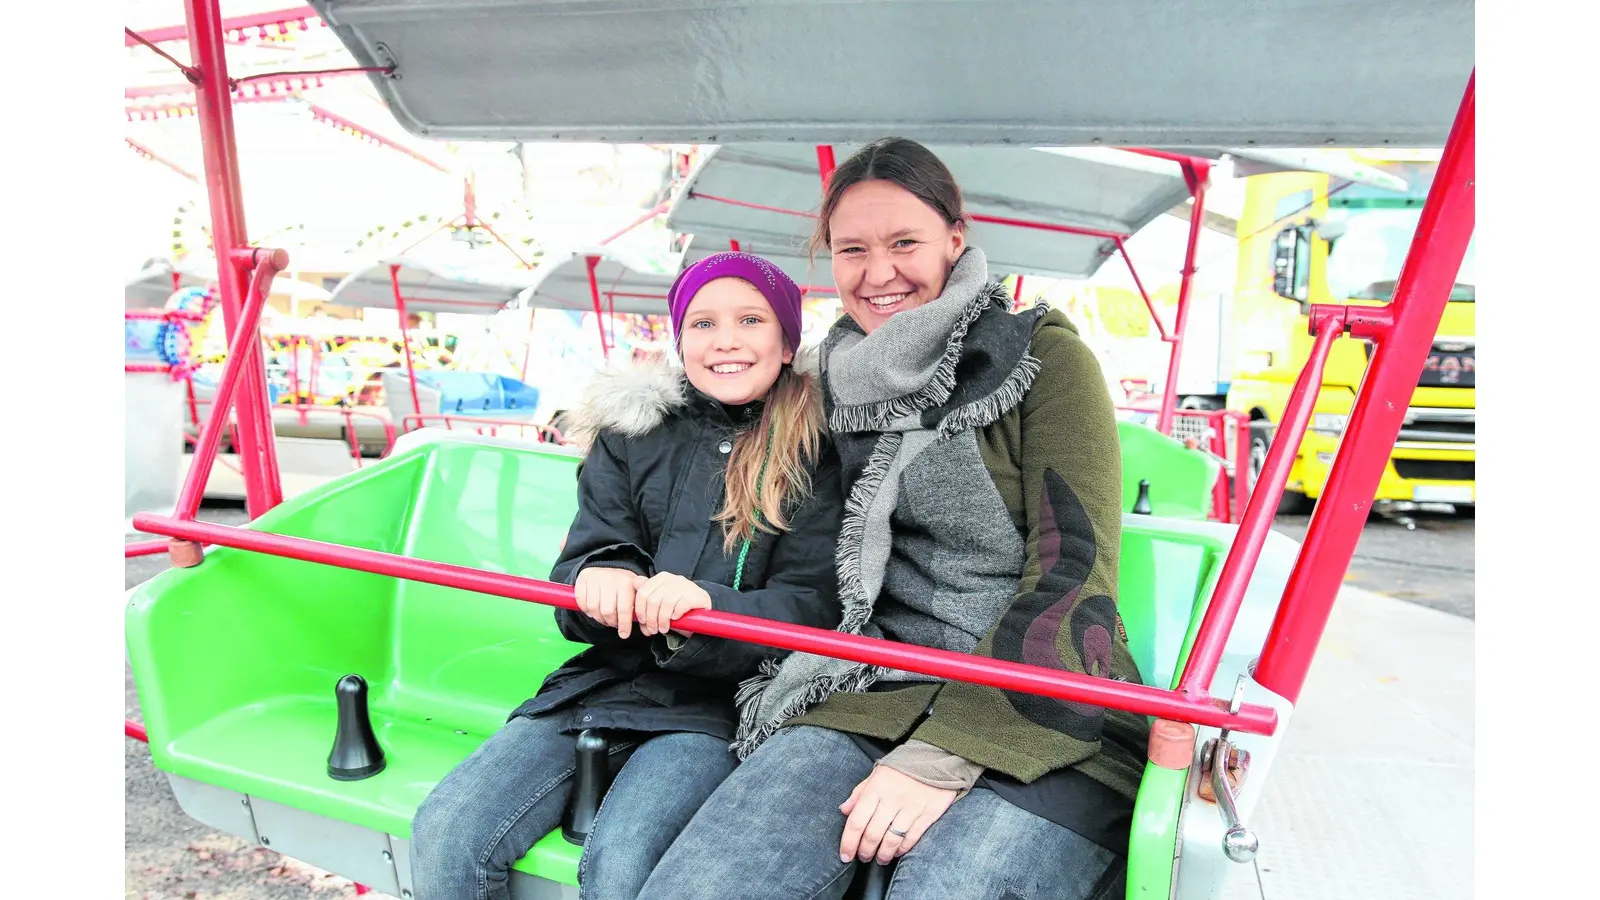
[731,247,1044,758]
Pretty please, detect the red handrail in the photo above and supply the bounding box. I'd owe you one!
[131,512,1278,735]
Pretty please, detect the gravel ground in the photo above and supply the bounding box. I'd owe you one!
[125,501,1473,897]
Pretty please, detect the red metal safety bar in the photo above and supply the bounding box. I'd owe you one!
[125,540,172,559]
[1175,309,1345,697]
[175,248,288,520]
[401,415,564,444]
[131,512,1278,735]
[1252,74,1476,703]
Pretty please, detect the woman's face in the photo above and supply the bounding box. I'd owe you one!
[678,277,793,406]
[827,179,965,335]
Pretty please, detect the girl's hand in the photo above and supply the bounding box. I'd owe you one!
[574,566,644,638]
[633,572,713,637]
[838,766,959,865]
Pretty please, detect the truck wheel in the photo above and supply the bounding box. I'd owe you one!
[1248,422,1313,515]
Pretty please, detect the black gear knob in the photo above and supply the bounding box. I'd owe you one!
[1133,479,1153,515]
[327,674,386,781]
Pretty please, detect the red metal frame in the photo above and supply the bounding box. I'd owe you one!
[402,414,563,444]
[585,255,611,358]
[1156,161,1210,436]
[388,264,425,417]
[142,0,1476,779]
[125,138,199,183]
[1252,75,1476,703]
[125,540,171,559]
[126,7,321,46]
[183,0,284,517]
[174,248,286,519]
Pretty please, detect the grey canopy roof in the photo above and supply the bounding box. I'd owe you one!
[668,144,1199,280]
[511,248,678,315]
[126,259,209,310]
[326,258,540,314]
[308,0,1472,147]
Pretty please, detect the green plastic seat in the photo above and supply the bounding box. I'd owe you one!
[127,429,1287,898]
[1117,420,1222,521]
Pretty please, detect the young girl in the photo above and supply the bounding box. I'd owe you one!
[409,252,845,900]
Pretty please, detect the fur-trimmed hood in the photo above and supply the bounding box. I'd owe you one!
[560,346,822,452]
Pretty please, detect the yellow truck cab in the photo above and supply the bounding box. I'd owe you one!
[1221,151,1476,513]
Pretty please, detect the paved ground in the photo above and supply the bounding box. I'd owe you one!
[1272,508,1475,620]
[124,502,1474,898]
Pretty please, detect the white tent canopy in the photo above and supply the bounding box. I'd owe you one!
[326,257,539,315]
[309,0,1472,147]
[512,248,678,316]
[668,144,1199,280]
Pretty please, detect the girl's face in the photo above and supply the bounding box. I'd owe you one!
[679,277,793,406]
[827,179,965,335]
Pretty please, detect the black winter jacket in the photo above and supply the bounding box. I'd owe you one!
[510,357,845,741]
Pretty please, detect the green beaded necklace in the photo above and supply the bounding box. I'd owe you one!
[730,417,776,592]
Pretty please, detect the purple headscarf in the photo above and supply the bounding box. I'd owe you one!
[667,251,804,353]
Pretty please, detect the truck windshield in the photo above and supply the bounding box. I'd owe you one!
[1324,206,1476,302]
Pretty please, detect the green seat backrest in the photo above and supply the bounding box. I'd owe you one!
[383,443,585,733]
[1116,420,1219,521]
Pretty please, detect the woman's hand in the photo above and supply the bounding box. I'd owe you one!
[838,765,959,865]
[634,572,713,637]
[574,566,644,638]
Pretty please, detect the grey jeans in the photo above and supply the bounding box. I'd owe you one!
[409,714,738,900]
[637,725,1125,900]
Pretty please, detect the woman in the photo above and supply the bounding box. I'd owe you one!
[638,139,1148,900]
[410,253,845,900]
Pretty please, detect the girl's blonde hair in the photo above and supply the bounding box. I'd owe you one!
[714,363,825,554]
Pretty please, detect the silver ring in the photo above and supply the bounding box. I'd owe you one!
[889,827,909,837]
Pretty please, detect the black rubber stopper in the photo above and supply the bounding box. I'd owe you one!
[846,860,895,900]
[1133,479,1154,515]
[327,674,386,781]
[562,729,612,844]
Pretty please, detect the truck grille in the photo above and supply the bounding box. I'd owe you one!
[1394,459,1475,482]
[1398,407,1474,444]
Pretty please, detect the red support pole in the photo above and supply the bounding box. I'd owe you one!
[816,144,837,189]
[586,255,610,359]
[1232,411,1251,524]
[1156,162,1210,436]
[1012,274,1026,312]
[1254,73,1476,704]
[1176,308,1347,698]
[389,264,423,416]
[126,720,149,742]
[729,239,742,252]
[184,0,283,518]
[130,512,1279,734]
[599,203,667,246]
[1113,237,1168,342]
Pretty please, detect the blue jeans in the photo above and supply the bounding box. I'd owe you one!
[410,714,737,900]
[637,725,1124,900]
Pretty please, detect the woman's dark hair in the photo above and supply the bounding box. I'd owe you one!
[809,138,968,258]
